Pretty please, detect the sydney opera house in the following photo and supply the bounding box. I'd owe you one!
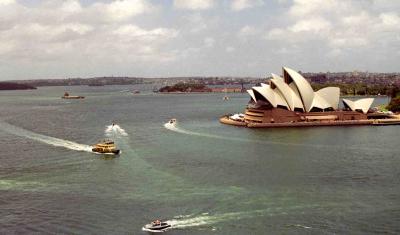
[221,67,400,127]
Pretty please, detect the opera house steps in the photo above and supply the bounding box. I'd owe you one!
[244,110,265,117]
[246,119,374,128]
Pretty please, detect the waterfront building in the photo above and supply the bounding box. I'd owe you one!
[222,67,387,127]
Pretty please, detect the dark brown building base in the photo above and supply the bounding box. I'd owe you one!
[219,108,400,128]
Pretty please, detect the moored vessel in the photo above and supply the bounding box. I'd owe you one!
[62,92,85,99]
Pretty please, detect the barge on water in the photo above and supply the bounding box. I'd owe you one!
[62,92,85,99]
[220,67,400,128]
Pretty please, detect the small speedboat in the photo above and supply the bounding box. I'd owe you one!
[92,140,120,155]
[142,220,171,232]
[169,119,177,125]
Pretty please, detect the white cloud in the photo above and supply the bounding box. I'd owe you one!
[329,37,368,48]
[91,0,153,22]
[341,11,372,26]
[289,0,350,17]
[1,0,400,79]
[113,25,178,41]
[289,17,331,33]
[183,14,208,33]
[0,0,15,6]
[238,25,258,37]
[174,0,214,10]
[2,23,93,43]
[60,0,82,14]
[204,37,215,47]
[0,0,178,70]
[0,41,15,55]
[276,0,290,4]
[226,46,235,53]
[265,1,384,49]
[231,0,264,11]
[265,28,285,40]
[379,12,400,27]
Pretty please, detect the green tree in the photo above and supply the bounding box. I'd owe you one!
[387,97,400,112]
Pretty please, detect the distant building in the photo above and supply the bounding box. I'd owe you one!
[243,67,375,124]
[211,87,243,93]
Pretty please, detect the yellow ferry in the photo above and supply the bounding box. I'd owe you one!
[92,140,120,155]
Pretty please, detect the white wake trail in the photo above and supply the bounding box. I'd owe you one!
[163,121,390,151]
[0,122,93,152]
[165,204,318,231]
[164,122,220,139]
[105,124,128,137]
[167,209,278,229]
[164,122,287,144]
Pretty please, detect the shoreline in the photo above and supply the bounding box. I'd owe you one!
[220,115,400,128]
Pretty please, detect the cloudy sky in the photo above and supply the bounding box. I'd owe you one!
[0,0,399,80]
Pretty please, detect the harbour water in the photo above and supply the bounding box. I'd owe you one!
[0,86,399,234]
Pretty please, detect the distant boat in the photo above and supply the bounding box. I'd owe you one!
[61,92,84,99]
[132,90,140,94]
[223,87,229,100]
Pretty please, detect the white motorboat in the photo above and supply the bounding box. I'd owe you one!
[142,220,171,232]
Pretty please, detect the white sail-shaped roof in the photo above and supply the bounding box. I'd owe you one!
[246,66,372,114]
[271,87,290,109]
[251,84,290,109]
[316,87,340,109]
[270,74,304,111]
[288,82,301,101]
[247,89,256,102]
[342,98,374,114]
[283,67,315,112]
[310,93,332,110]
[342,99,355,110]
[252,85,276,106]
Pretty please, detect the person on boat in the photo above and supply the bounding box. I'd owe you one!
[152,220,161,226]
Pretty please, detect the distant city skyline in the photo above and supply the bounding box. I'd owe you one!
[0,0,399,80]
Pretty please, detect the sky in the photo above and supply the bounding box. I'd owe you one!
[0,0,399,80]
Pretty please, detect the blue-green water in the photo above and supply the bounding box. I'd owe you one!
[0,86,399,234]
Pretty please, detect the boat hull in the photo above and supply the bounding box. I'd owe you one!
[142,223,171,232]
[92,148,120,155]
[62,96,85,99]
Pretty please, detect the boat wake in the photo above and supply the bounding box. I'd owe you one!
[105,124,128,137]
[0,122,93,152]
[163,121,390,151]
[166,209,284,230]
[166,213,222,229]
[164,122,222,139]
[162,203,318,231]
[164,121,301,146]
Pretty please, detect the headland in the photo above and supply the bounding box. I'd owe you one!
[0,82,36,90]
